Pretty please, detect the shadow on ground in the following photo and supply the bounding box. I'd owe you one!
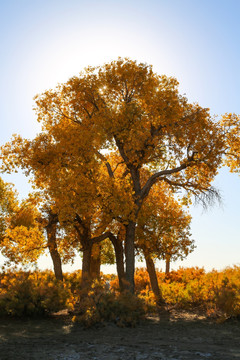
[0,311,239,359]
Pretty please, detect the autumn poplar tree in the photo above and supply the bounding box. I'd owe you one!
[221,113,240,172]
[95,59,224,292]
[0,177,18,253]
[1,129,114,285]
[136,181,194,301]
[0,190,46,267]
[1,58,225,292]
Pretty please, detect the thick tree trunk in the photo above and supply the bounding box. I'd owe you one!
[46,216,63,281]
[125,220,136,293]
[82,245,92,287]
[112,237,126,292]
[144,251,164,305]
[49,247,63,281]
[90,243,101,280]
[165,255,170,275]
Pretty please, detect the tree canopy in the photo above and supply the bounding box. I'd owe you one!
[0,58,227,292]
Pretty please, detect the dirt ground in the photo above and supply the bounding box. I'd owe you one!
[0,310,239,360]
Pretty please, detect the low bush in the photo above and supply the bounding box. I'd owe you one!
[1,266,240,322]
[0,270,72,316]
[72,279,145,328]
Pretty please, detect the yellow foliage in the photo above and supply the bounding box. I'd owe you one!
[1,267,240,321]
[0,270,73,316]
[136,181,194,262]
[0,58,230,289]
[1,226,45,265]
[221,113,240,173]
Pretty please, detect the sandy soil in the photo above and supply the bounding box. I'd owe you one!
[0,311,239,360]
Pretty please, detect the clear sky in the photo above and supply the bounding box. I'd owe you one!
[0,0,240,273]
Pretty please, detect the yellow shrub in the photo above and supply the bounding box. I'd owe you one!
[0,270,72,316]
[73,279,145,328]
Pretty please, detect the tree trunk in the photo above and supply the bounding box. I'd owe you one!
[82,245,92,287]
[111,236,126,292]
[46,216,63,281]
[144,250,164,305]
[90,243,101,280]
[165,255,170,275]
[125,220,136,293]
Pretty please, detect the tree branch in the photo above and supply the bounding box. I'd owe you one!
[140,162,188,201]
[91,231,115,244]
[97,151,114,178]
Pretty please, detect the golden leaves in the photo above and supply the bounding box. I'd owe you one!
[0,57,234,273]
[1,226,45,264]
[221,113,240,173]
[136,181,194,261]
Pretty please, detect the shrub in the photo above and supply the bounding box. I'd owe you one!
[72,279,145,328]
[1,266,240,321]
[0,270,72,316]
[213,268,240,317]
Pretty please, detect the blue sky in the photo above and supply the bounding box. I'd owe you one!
[1,0,240,272]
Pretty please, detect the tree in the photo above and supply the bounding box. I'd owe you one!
[0,178,19,265]
[221,113,240,173]
[1,128,114,285]
[41,207,64,281]
[136,181,194,301]
[1,58,225,292]
[96,59,224,292]
[0,191,45,267]
[0,188,75,279]
[0,177,18,243]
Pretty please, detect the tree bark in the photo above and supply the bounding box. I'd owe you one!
[90,243,101,280]
[125,220,136,293]
[74,217,93,288]
[144,250,164,305]
[111,236,126,292]
[81,244,92,287]
[165,255,170,275]
[46,215,63,281]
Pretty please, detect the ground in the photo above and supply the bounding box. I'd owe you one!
[0,311,239,360]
